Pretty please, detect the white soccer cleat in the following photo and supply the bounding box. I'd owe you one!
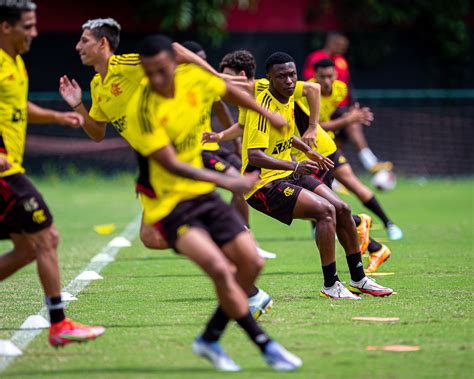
[386,223,403,240]
[348,276,393,297]
[262,341,303,372]
[248,288,273,320]
[257,247,277,259]
[320,281,361,300]
[192,337,240,372]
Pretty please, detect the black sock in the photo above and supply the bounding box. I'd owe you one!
[368,238,383,253]
[201,306,230,342]
[236,312,271,352]
[346,253,366,282]
[322,262,339,287]
[352,215,361,227]
[248,286,259,298]
[45,296,65,324]
[363,196,391,227]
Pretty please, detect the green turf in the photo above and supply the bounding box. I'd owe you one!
[0,176,472,378]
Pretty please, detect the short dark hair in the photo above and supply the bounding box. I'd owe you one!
[326,31,347,42]
[313,58,335,70]
[82,18,121,52]
[264,52,295,73]
[181,40,204,54]
[219,50,256,79]
[0,0,36,25]
[137,34,175,58]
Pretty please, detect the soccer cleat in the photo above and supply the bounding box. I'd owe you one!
[386,223,403,240]
[248,288,273,320]
[348,276,393,297]
[366,244,392,273]
[48,318,105,347]
[192,336,240,372]
[320,281,361,300]
[370,161,394,174]
[262,341,303,372]
[256,247,277,259]
[356,213,372,254]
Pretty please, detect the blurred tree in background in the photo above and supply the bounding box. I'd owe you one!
[139,0,258,46]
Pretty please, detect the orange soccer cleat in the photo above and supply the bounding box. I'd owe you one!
[48,318,105,347]
[366,244,392,273]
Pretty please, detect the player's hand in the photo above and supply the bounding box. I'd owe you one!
[55,112,84,128]
[348,103,373,126]
[266,112,287,129]
[302,125,318,148]
[304,150,334,170]
[223,171,260,194]
[59,75,83,109]
[0,156,11,173]
[294,160,323,175]
[202,131,223,144]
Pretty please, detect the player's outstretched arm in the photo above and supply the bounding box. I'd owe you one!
[202,122,244,144]
[301,81,321,147]
[292,136,333,170]
[224,82,287,129]
[248,148,324,175]
[26,101,83,128]
[150,144,259,194]
[59,75,107,141]
[321,104,373,131]
[172,42,218,76]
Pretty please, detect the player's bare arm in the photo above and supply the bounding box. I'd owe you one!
[26,101,83,128]
[172,42,218,75]
[301,81,321,147]
[0,155,12,172]
[224,83,287,129]
[202,122,244,144]
[149,144,259,194]
[321,105,373,131]
[248,148,323,175]
[59,75,107,141]
[292,135,333,170]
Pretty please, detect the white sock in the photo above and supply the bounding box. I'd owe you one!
[358,148,379,170]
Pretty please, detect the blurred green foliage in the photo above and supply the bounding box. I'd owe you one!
[139,0,257,46]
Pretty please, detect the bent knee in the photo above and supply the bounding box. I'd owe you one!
[207,261,233,283]
[334,201,352,217]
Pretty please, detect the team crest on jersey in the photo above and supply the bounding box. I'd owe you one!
[186,91,198,107]
[283,187,295,197]
[111,83,122,96]
[8,74,14,81]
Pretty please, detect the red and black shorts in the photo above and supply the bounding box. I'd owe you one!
[154,191,247,252]
[0,174,53,240]
[247,173,323,225]
[310,149,349,188]
[202,148,241,173]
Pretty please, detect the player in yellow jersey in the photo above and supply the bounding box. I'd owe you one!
[242,52,393,298]
[310,59,403,243]
[0,0,105,347]
[123,34,302,372]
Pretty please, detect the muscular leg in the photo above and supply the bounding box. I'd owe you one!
[0,233,36,280]
[292,188,336,265]
[139,216,169,250]
[344,122,369,152]
[313,185,359,256]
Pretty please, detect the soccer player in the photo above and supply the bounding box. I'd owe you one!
[123,34,302,372]
[207,51,387,259]
[0,0,105,346]
[241,51,393,298]
[307,59,403,241]
[60,19,274,318]
[181,42,277,260]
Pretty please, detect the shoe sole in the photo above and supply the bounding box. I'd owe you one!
[319,291,360,300]
[253,299,274,320]
[49,329,105,347]
[348,285,393,297]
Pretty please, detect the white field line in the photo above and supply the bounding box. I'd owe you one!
[0,214,141,372]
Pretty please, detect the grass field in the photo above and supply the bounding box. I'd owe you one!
[0,175,472,378]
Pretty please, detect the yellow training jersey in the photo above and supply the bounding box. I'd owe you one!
[237,78,304,126]
[89,54,144,131]
[124,64,226,224]
[0,49,28,177]
[199,96,220,152]
[242,88,296,199]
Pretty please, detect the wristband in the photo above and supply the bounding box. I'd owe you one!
[294,162,300,172]
[72,101,83,109]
